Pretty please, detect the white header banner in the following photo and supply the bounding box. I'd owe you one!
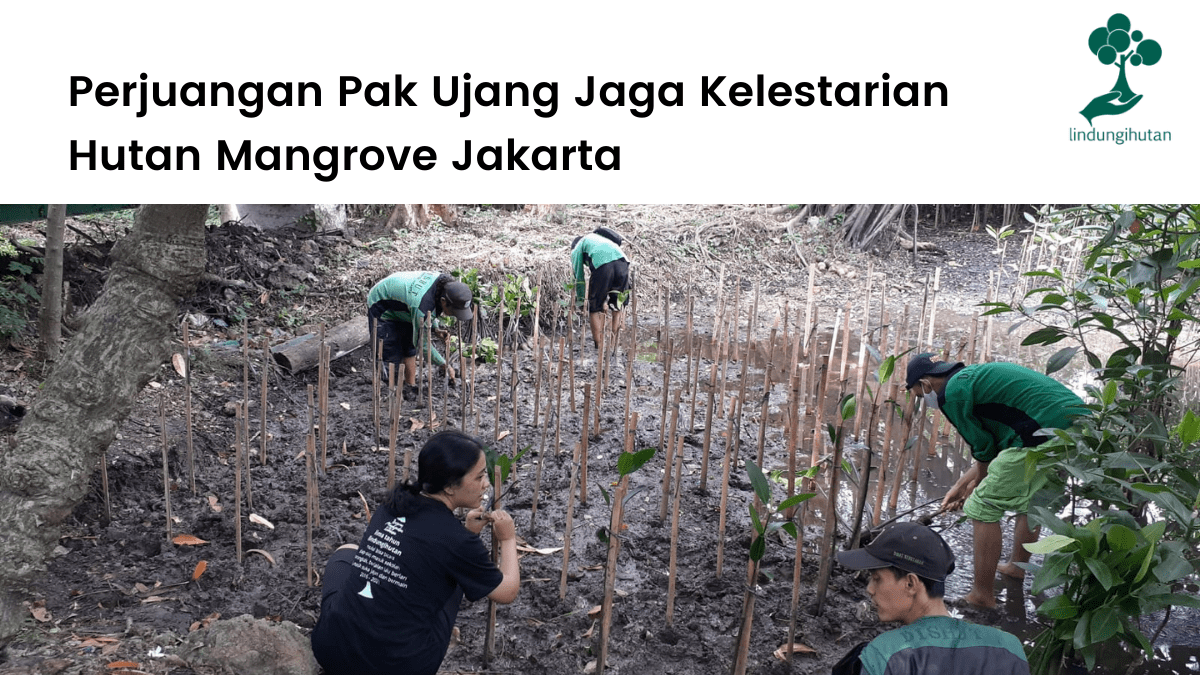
[1,2,1194,202]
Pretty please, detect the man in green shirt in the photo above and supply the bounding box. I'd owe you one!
[834,522,1030,675]
[907,354,1089,608]
[570,227,630,350]
[367,272,474,399]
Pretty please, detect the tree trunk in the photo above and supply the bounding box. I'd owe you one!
[39,205,66,360]
[0,205,209,645]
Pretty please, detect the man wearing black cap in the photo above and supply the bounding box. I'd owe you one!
[570,227,631,350]
[905,354,1088,608]
[367,272,474,399]
[834,522,1030,675]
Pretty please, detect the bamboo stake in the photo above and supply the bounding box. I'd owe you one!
[982,272,995,362]
[658,338,673,456]
[567,302,578,414]
[495,305,504,441]
[459,321,467,430]
[718,291,737,419]
[852,263,875,439]
[621,296,636,440]
[729,278,742,364]
[100,449,112,523]
[814,397,848,615]
[837,303,852,393]
[888,318,919,513]
[580,383,591,506]
[803,265,816,351]
[715,395,739,578]
[471,304,481,435]
[183,320,195,494]
[755,330,773,467]
[926,267,941,348]
[235,400,245,565]
[484,465,502,662]
[660,388,682,522]
[387,363,399,490]
[731,285,754,468]
[686,289,699,432]
[531,281,546,428]
[426,315,434,430]
[665,435,685,626]
[374,339,383,452]
[786,499,804,665]
[318,324,328,473]
[597,413,634,675]
[530,336,555,533]
[560,443,581,600]
[783,330,803,521]
[554,337,566,455]
[261,340,269,465]
[593,320,605,435]
[305,385,315,581]
[242,327,253,510]
[873,307,901,525]
[699,363,718,492]
[511,337,520,464]
[160,393,172,541]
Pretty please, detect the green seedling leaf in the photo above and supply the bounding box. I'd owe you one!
[745,459,771,505]
[877,355,896,384]
[596,527,609,545]
[1089,607,1121,646]
[1084,558,1115,591]
[1032,553,1073,594]
[781,522,798,539]
[1045,346,1079,375]
[599,485,611,507]
[1037,593,1078,620]
[749,502,764,535]
[1024,534,1077,555]
[1105,524,1137,552]
[1102,380,1118,406]
[840,394,856,421]
[618,447,657,477]
[1177,409,1200,445]
[1073,609,1092,650]
[1021,326,1067,346]
[749,535,766,562]
[1153,550,1193,583]
[778,493,816,511]
[1140,520,1166,544]
[841,459,854,476]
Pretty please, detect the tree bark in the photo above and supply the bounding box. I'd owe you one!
[39,205,66,360]
[0,205,208,645]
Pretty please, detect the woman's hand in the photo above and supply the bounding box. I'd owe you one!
[465,509,489,535]
[489,510,516,542]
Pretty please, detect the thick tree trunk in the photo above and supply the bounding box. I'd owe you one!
[39,205,66,360]
[0,205,208,645]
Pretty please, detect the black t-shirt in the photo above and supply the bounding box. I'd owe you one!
[311,499,503,675]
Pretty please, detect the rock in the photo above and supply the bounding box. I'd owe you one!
[178,614,317,675]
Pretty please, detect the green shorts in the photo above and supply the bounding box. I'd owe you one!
[963,447,1048,523]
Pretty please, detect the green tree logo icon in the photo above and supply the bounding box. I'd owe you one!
[1080,13,1163,125]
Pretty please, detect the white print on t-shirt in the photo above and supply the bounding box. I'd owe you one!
[352,516,410,593]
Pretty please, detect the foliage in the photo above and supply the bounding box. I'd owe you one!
[983,205,1200,673]
[482,444,530,487]
[482,273,537,319]
[596,447,657,545]
[0,259,41,341]
[745,458,815,562]
[448,336,498,364]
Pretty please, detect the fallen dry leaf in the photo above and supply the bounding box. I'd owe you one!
[773,643,818,661]
[246,548,276,566]
[140,596,168,603]
[106,662,140,670]
[516,545,564,555]
[497,430,511,441]
[171,534,208,546]
[192,560,207,581]
[410,417,425,431]
[581,619,597,640]
[27,601,50,623]
[587,605,603,619]
[206,495,222,513]
[340,402,350,410]
[172,353,187,377]
[358,491,372,521]
[133,582,149,594]
[249,513,275,530]
[189,612,221,632]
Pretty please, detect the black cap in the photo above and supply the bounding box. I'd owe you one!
[905,353,961,390]
[443,281,474,321]
[836,522,956,581]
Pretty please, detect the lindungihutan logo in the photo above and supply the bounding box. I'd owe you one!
[1080,13,1162,126]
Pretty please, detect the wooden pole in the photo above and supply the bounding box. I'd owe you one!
[242,327,253,510]
[594,320,605,435]
[484,465,502,662]
[495,303,504,441]
[567,303,578,414]
[872,307,901,525]
[803,265,816,351]
[665,436,685,626]
[814,400,848,615]
[715,395,739,578]
[530,335,555,533]
[160,393,172,541]
[373,339,382,452]
[318,325,328,473]
[699,363,718,492]
[387,363,399,490]
[597,413,634,675]
[554,337,566,455]
[511,337,520,464]
[471,303,481,435]
[235,398,245,565]
[580,383,591,506]
[261,340,269,465]
[531,282,546,428]
[426,315,435,430]
[686,289,700,432]
[659,388,682,522]
[852,262,875,439]
[560,443,581,600]
[783,330,804,521]
[183,320,195,494]
[658,338,673,456]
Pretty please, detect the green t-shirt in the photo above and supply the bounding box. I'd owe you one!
[570,233,626,304]
[366,271,445,366]
[940,362,1089,463]
[859,615,1029,675]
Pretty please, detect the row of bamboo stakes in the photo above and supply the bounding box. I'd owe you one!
[138,259,1019,673]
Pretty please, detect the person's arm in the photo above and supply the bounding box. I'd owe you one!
[486,510,520,604]
[942,459,988,511]
[571,245,586,306]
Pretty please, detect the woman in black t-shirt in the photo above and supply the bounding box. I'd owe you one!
[311,431,520,675]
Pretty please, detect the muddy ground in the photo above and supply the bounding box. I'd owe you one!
[2,205,1196,674]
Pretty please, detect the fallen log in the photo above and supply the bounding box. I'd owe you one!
[896,236,947,255]
[272,316,369,374]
